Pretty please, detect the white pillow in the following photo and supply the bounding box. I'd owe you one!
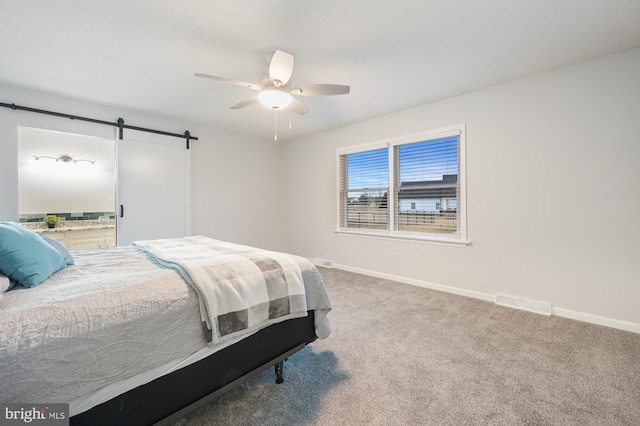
[0,273,13,302]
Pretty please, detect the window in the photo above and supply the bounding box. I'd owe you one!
[337,125,467,245]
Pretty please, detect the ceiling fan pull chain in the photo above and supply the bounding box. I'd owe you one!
[274,110,278,141]
[289,104,292,129]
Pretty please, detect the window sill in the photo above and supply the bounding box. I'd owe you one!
[334,229,470,247]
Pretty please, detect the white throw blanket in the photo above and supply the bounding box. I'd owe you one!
[133,236,308,345]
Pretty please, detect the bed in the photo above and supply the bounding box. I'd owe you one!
[0,223,332,425]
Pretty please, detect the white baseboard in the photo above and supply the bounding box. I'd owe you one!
[333,263,495,302]
[551,307,640,334]
[331,263,640,335]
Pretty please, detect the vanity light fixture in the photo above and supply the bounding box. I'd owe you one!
[33,155,96,164]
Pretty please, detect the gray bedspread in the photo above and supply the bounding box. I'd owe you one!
[134,236,309,345]
[0,244,331,406]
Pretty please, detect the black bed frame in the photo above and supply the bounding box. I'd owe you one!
[71,311,316,426]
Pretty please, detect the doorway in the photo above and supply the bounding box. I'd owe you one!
[18,126,116,249]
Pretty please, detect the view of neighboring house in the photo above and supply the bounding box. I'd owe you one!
[398,174,458,213]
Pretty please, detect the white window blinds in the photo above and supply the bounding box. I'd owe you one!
[394,136,459,235]
[339,148,389,230]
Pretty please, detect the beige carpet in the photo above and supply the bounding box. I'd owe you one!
[172,267,640,425]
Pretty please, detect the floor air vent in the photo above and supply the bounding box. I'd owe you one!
[495,293,551,316]
[312,258,333,268]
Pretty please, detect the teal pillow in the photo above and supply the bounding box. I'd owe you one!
[0,222,67,288]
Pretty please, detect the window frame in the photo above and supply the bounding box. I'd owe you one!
[336,124,468,246]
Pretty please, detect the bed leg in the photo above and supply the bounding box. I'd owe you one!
[274,360,284,384]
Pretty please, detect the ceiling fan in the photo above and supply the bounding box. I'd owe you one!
[194,50,350,115]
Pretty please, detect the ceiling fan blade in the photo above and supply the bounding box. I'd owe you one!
[291,84,350,96]
[194,73,263,91]
[269,50,294,86]
[230,97,259,109]
[291,98,309,115]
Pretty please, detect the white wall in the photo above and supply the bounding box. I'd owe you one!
[0,83,286,250]
[190,125,286,250]
[282,48,640,332]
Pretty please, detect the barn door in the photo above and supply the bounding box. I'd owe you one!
[117,133,190,245]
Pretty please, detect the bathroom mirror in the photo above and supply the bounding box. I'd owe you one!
[18,126,116,249]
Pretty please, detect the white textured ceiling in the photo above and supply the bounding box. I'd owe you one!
[1,1,640,141]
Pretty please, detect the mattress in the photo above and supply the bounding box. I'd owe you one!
[0,245,331,415]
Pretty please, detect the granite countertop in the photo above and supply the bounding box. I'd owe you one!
[22,220,116,233]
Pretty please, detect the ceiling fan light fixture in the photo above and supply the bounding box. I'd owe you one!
[258,89,292,110]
